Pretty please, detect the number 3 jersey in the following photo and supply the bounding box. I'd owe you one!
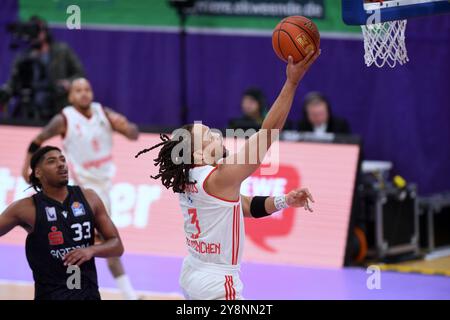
[178,165,245,267]
[25,185,99,300]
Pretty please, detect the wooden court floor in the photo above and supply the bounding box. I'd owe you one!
[0,280,183,300]
[376,256,450,277]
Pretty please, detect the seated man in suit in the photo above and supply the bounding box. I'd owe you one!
[298,92,351,135]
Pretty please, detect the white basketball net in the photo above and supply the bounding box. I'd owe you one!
[361,20,409,68]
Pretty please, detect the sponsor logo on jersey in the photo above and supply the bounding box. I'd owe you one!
[45,207,57,222]
[71,202,86,217]
[48,226,64,246]
[50,244,90,260]
[61,211,68,218]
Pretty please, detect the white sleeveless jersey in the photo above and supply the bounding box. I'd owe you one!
[61,102,115,182]
[179,165,245,267]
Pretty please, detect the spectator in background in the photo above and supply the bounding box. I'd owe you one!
[298,92,351,135]
[0,16,84,122]
[228,88,267,131]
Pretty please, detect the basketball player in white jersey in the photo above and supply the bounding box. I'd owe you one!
[22,78,140,300]
[136,51,320,300]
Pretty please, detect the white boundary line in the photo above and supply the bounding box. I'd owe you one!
[425,246,450,261]
[49,23,364,40]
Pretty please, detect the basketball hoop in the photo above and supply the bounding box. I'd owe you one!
[361,20,409,68]
[342,0,450,68]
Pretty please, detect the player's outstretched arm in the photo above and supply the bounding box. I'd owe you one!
[22,114,66,182]
[260,51,319,132]
[207,51,320,199]
[241,188,315,218]
[0,200,26,237]
[104,107,139,140]
[63,189,124,267]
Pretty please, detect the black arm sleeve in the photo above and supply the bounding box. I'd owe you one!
[250,196,271,218]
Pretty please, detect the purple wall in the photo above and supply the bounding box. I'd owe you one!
[1,0,449,195]
[0,0,17,85]
[52,28,183,128]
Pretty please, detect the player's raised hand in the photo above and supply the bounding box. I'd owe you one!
[286,49,320,86]
[285,188,315,212]
[63,247,94,267]
[105,108,139,140]
[108,112,128,132]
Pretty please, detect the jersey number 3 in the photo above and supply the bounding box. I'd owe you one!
[188,208,201,239]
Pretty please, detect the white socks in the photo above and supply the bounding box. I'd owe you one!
[115,274,138,300]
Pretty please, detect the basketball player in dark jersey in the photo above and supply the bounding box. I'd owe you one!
[0,146,124,300]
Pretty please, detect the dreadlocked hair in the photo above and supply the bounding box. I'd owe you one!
[29,145,61,192]
[135,124,196,193]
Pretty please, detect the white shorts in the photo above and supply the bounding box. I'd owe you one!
[76,176,112,216]
[179,255,244,300]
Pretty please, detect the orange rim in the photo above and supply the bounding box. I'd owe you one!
[354,226,368,263]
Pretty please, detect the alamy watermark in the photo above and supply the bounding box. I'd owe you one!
[366,9,382,25]
[169,121,280,175]
[66,265,81,290]
[66,5,81,30]
[366,265,382,290]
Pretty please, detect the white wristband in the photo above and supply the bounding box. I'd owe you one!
[274,195,289,211]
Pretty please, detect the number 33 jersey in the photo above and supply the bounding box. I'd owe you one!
[26,185,99,300]
[178,165,245,266]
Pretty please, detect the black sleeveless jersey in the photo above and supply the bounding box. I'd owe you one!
[26,185,100,300]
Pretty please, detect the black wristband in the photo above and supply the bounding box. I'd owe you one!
[28,142,41,154]
[250,196,271,218]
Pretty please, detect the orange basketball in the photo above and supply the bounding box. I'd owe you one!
[272,16,320,63]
